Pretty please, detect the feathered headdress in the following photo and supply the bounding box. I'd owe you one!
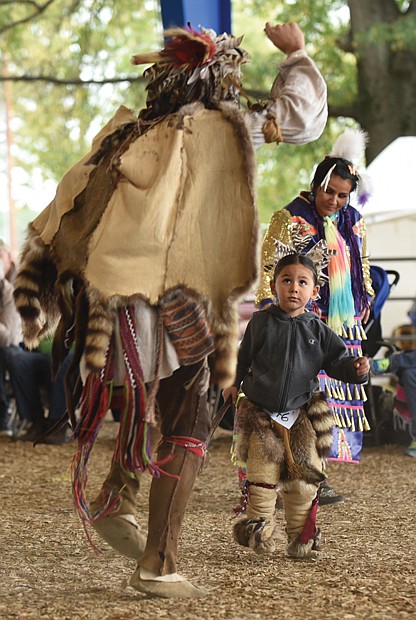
[264,224,337,286]
[131,26,249,109]
[131,27,217,69]
[320,128,372,206]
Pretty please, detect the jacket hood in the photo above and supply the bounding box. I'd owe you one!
[267,305,318,323]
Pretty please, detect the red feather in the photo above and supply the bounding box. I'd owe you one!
[131,27,216,69]
[162,28,216,67]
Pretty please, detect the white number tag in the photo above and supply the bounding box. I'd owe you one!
[264,408,300,429]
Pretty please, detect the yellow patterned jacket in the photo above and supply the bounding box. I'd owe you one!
[256,193,374,309]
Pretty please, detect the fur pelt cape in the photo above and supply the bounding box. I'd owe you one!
[14,101,259,387]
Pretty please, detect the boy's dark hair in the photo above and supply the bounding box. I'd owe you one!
[273,253,318,286]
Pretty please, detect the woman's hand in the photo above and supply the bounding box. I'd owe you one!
[360,306,371,324]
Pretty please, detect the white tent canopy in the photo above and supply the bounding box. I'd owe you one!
[363,136,416,224]
[362,136,416,338]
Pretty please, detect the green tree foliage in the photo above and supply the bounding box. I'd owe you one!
[1,0,161,181]
[232,0,416,222]
[232,1,358,222]
[0,0,164,245]
[0,0,415,237]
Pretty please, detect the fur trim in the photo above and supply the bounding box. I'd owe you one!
[286,528,321,560]
[13,226,60,347]
[218,102,257,206]
[236,396,329,485]
[282,413,325,484]
[84,288,115,373]
[305,392,333,459]
[17,103,260,385]
[209,301,240,388]
[181,100,258,389]
[235,398,284,464]
[233,517,282,554]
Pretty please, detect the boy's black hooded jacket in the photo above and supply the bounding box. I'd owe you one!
[235,305,367,413]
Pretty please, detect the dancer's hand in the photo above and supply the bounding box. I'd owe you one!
[360,306,371,324]
[264,22,305,55]
[354,356,370,377]
[222,386,238,405]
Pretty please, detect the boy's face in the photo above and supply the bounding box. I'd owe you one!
[271,263,319,317]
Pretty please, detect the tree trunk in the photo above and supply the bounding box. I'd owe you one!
[348,0,416,163]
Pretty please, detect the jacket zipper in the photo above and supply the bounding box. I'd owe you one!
[277,317,297,412]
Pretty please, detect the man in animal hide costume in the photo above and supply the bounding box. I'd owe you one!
[14,22,327,597]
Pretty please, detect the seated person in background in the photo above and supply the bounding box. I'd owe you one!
[0,245,23,436]
[370,323,416,458]
[0,239,17,283]
[4,339,73,445]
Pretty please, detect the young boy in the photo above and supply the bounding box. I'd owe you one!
[224,253,369,559]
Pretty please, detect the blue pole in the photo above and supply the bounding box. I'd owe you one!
[160,0,231,32]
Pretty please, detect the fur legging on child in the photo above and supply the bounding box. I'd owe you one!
[233,393,333,559]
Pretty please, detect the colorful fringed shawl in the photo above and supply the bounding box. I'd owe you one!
[323,214,355,335]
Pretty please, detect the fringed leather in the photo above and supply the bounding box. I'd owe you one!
[112,306,153,473]
[71,343,115,549]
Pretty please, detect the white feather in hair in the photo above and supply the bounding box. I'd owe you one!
[330,128,368,164]
[322,128,372,206]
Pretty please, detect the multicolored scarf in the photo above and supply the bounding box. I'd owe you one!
[323,214,355,334]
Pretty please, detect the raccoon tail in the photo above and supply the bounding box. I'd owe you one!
[306,392,334,459]
[83,289,115,374]
[13,227,59,348]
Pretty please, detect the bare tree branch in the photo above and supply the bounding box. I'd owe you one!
[328,102,360,120]
[0,1,48,5]
[0,0,57,35]
[0,73,145,85]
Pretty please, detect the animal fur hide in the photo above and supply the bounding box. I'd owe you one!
[14,102,260,386]
[235,393,332,485]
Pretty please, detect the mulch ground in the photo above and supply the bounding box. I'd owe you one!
[1,419,415,620]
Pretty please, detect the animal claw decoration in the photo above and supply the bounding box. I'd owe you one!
[264,223,337,286]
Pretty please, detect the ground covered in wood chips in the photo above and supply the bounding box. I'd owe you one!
[1,420,415,620]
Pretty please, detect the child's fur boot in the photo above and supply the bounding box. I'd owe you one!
[286,528,321,560]
[233,517,282,554]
